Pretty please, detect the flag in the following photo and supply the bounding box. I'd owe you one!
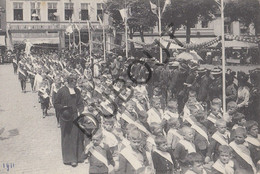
[74,24,80,31]
[71,13,75,22]
[119,8,128,21]
[87,20,94,31]
[150,1,157,15]
[65,25,73,35]
[25,41,33,56]
[98,15,103,26]
[162,0,171,13]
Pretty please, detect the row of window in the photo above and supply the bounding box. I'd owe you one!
[13,2,103,21]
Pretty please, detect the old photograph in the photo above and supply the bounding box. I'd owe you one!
[0,0,260,173]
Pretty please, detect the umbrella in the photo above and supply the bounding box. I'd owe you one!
[176,50,203,62]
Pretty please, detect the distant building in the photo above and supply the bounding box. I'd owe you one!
[0,0,6,48]
[4,0,110,51]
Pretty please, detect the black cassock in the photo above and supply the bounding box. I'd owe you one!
[54,86,85,164]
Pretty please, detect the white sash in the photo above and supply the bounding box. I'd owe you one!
[191,124,209,143]
[44,64,49,70]
[212,132,229,146]
[179,139,196,153]
[121,138,130,148]
[119,93,128,101]
[95,87,103,94]
[113,85,120,92]
[132,99,145,111]
[75,69,81,75]
[88,82,94,89]
[19,69,26,77]
[100,101,113,114]
[168,129,183,140]
[59,62,64,69]
[212,159,234,174]
[25,63,31,70]
[120,147,143,170]
[149,108,161,119]
[185,117,209,143]
[47,74,53,80]
[103,129,118,147]
[27,71,35,76]
[13,59,17,64]
[86,92,92,99]
[89,148,109,168]
[183,105,191,120]
[121,113,150,135]
[207,115,217,124]
[229,142,256,174]
[50,65,54,71]
[153,149,173,164]
[164,110,179,119]
[68,87,76,95]
[245,136,260,147]
[64,69,70,75]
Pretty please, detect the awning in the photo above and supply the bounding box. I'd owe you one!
[13,37,59,44]
[0,35,5,46]
[224,40,258,48]
[131,36,218,48]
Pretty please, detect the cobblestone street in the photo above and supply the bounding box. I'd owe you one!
[0,64,88,174]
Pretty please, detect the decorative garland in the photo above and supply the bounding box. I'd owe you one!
[225,34,260,44]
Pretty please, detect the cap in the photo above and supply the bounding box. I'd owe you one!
[196,67,207,73]
[169,61,179,67]
[211,67,222,75]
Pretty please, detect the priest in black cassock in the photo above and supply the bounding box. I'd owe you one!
[54,74,85,167]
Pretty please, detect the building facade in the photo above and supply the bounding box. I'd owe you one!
[0,0,6,47]
[5,0,110,51]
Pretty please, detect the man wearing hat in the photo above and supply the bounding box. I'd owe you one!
[196,68,210,103]
[168,61,180,99]
[54,74,85,167]
[208,67,222,101]
[18,60,28,93]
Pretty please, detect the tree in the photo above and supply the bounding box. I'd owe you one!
[105,0,157,42]
[225,0,260,36]
[160,0,218,43]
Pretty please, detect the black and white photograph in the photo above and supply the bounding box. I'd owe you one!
[0,0,260,173]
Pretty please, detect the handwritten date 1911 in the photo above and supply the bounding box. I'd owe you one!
[2,163,15,172]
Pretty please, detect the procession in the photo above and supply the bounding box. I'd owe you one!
[0,0,260,174]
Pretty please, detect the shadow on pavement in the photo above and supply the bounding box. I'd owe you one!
[0,128,19,141]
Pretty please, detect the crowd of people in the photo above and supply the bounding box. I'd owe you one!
[10,47,260,174]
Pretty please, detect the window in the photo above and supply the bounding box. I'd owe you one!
[201,21,208,28]
[65,3,73,21]
[31,2,40,21]
[97,3,103,21]
[48,3,57,21]
[13,2,23,21]
[81,3,89,20]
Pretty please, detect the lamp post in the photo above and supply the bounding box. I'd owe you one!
[221,0,226,115]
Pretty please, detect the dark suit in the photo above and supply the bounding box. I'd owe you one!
[54,86,85,164]
[86,143,115,174]
[151,150,175,174]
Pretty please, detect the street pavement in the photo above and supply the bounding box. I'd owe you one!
[0,64,89,174]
